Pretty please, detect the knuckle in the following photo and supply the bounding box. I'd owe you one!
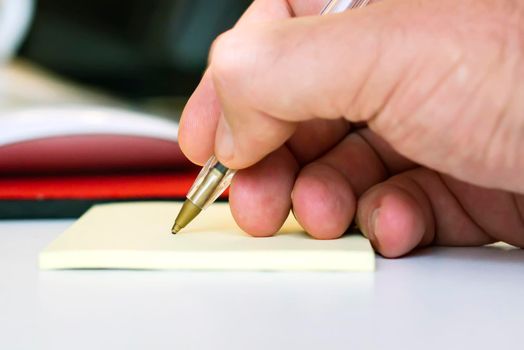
[209,30,244,87]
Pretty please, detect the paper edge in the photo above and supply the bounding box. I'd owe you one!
[39,249,375,272]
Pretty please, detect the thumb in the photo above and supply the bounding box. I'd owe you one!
[209,0,461,169]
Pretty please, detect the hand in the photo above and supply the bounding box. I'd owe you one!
[178,0,524,257]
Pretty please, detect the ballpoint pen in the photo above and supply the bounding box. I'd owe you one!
[171,0,372,234]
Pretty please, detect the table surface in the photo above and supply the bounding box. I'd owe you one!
[1,219,523,350]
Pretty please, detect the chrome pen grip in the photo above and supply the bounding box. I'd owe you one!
[187,156,236,210]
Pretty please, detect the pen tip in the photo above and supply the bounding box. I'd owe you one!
[171,224,182,234]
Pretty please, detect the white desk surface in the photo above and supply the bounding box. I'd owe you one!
[1,219,523,350]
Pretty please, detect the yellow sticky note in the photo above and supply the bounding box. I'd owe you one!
[39,202,375,272]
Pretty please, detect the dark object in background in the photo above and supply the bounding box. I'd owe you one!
[0,171,201,219]
[18,0,251,98]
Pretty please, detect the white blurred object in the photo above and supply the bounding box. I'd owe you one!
[0,60,181,147]
[0,0,33,61]
[0,105,179,147]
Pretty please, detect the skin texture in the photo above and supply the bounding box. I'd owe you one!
[178,0,524,257]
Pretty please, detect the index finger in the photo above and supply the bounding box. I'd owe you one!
[178,0,327,165]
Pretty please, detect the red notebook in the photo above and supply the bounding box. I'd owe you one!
[0,106,205,219]
[0,171,198,201]
[0,171,208,219]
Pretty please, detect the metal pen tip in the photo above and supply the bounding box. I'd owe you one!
[171,224,183,234]
[171,199,202,236]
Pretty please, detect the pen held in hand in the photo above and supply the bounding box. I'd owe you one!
[172,156,235,233]
[171,0,372,234]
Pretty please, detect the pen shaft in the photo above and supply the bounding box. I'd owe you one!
[322,0,371,14]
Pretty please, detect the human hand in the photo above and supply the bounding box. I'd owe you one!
[178,0,524,257]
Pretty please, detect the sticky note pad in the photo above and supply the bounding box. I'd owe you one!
[39,202,375,272]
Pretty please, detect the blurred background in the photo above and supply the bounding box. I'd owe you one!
[0,0,251,218]
[19,0,250,98]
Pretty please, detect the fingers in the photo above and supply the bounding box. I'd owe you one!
[215,107,297,168]
[291,162,356,239]
[211,0,524,194]
[210,0,417,168]
[229,123,524,252]
[179,0,326,165]
[357,168,496,258]
[286,119,350,165]
[178,70,221,165]
[232,126,414,240]
[357,183,428,258]
[290,129,413,239]
[356,128,415,175]
[229,146,298,237]
[438,179,524,248]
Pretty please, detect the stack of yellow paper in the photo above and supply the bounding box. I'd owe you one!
[39,202,375,272]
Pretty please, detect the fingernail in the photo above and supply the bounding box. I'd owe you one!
[367,208,380,241]
[358,208,379,241]
[215,115,234,161]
